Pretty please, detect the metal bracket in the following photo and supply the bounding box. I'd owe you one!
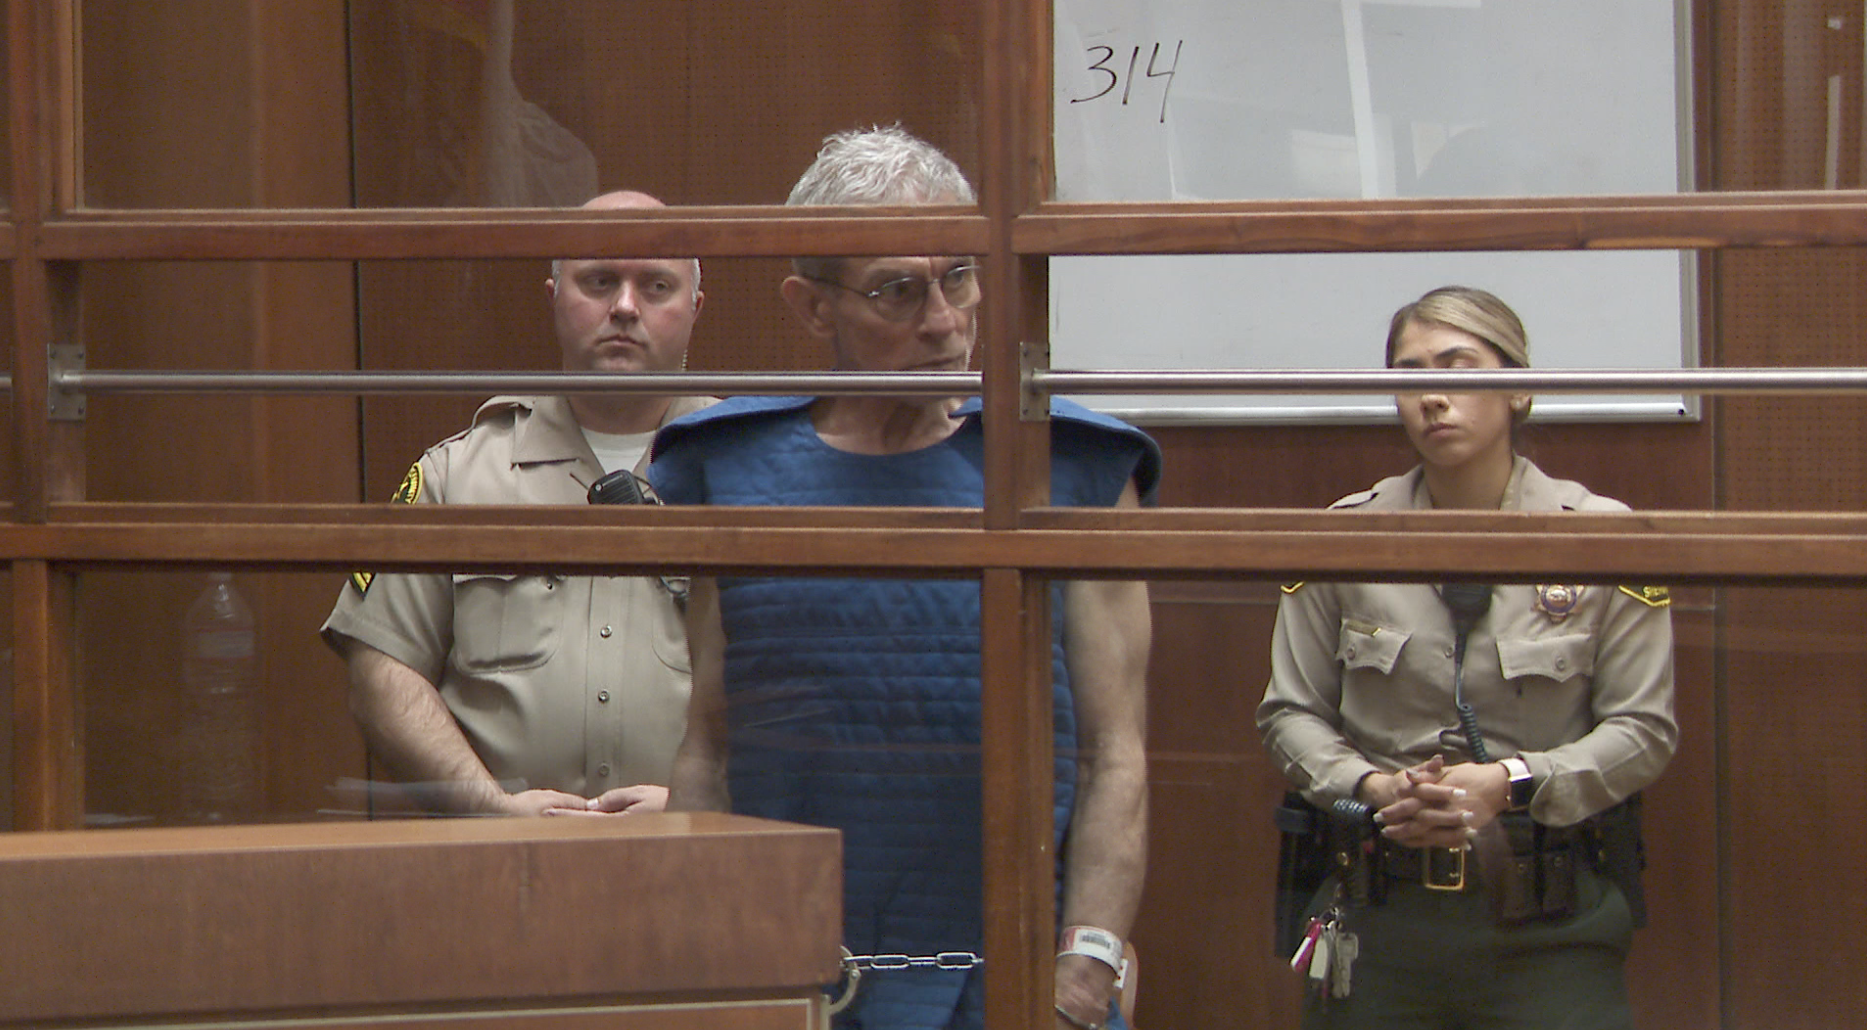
[48,343,85,421]
[1020,339,1051,421]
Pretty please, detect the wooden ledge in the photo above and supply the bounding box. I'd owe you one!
[0,814,842,1025]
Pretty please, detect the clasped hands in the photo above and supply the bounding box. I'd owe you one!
[1355,755,1510,850]
[500,784,670,817]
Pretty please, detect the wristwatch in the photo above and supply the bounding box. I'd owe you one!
[1500,756,1535,811]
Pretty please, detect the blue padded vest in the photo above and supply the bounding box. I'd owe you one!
[651,397,1156,1030]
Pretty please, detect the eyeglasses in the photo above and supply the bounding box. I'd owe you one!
[807,263,982,322]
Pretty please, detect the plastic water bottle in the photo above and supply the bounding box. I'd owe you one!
[177,572,260,823]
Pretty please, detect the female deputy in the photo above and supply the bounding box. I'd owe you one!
[1256,285,1678,1029]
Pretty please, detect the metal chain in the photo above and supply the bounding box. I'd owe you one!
[827,948,985,1016]
[845,951,985,972]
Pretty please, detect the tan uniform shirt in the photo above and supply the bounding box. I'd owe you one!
[321,394,711,796]
[1257,457,1678,827]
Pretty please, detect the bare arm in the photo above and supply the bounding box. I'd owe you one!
[1054,482,1151,1028]
[664,576,731,812]
[338,636,585,816]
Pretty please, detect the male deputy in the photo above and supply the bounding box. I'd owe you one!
[321,190,710,817]
[652,127,1156,1030]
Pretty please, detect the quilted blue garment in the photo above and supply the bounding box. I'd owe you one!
[651,397,1156,1030]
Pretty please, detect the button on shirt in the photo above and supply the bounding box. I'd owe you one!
[1256,458,1678,827]
[320,395,709,796]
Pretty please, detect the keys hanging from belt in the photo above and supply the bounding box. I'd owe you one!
[1330,925,1359,999]
[1289,907,1357,1001]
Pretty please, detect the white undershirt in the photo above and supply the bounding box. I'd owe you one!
[580,427,655,477]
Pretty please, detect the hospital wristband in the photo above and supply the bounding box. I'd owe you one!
[1057,925,1128,989]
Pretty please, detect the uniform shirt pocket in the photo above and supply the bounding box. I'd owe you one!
[450,572,564,673]
[1496,633,1595,683]
[1336,617,1410,674]
[647,580,693,674]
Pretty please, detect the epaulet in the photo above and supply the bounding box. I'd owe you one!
[1329,489,1378,509]
[468,395,529,428]
[1280,582,1306,594]
[1616,585,1672,608]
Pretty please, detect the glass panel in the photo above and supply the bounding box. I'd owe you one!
[1055,0,1689,201]
[78,256,805,503]
[1717,248,1867,510]
[1050,251,1698,428]
[79,261,358,503]
[77,0,980,209]
[0,568,9,832]
[355,253,800,498]
[349,1,979,208]
[81,569,355,827]
[0,23,10,210]
[0,265,12,505]
[1713,0,1867,190]
[1054,248,1867,514]
[1143,574,1746,1027]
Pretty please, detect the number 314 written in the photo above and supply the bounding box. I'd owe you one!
[1070,40,1183,124]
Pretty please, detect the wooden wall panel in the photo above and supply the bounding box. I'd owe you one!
[72,2,361,822]
[1715,588,1867,1030]
[1713,0,1867,1010]
[1712,248,1867,1028]
[1627,593,1722,1030]
[1133,582,1303,1029]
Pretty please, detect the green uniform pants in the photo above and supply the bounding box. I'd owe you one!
[1302,867,1635,1030]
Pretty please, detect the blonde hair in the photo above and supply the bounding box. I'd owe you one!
[1386,285,1532,425]
[1386,285,1529,368]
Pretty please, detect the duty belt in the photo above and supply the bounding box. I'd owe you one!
[1377,817,1593,922]
[1381,845,1473,891]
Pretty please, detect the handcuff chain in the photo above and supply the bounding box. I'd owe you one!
[845,950,985,971]
[827,948,985,1016]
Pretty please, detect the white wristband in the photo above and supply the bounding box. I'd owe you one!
[1058,925,1128,989]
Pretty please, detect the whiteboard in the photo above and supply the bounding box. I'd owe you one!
[1051,0,1695,423]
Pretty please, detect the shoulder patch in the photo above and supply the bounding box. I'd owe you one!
[391,461,423,504]
[1617,585,1672,608]
[1280,582,1306,594]
[353,462,424,596]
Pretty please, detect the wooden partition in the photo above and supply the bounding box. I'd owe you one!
[0,813,841,1028]
[10,1,1867,1029]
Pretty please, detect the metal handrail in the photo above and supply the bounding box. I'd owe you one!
[29,365,1867,397]
[1035,367,1867,394]
[46,369,972,397]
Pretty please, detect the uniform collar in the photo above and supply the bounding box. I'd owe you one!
[495,394,713,486]
[503,395,588,467]
[1401,455,1556,512]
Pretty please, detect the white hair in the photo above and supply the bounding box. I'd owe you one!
[787,125,975,207]
[786,126,975,279]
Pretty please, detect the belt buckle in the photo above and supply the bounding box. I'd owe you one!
[1422,846,1467,891]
